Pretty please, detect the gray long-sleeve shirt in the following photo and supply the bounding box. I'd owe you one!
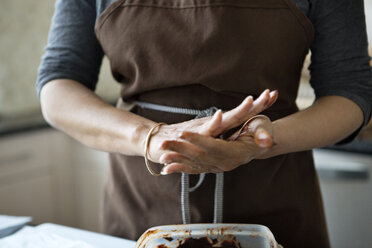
[37,0,372,142]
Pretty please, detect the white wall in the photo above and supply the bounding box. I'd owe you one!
[0,0,119,117]
[366,0,372,43]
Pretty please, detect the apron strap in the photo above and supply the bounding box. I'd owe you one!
[134,100,224,224]
[134,101,219,117]
[214,172,224,223]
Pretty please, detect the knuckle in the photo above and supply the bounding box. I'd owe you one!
[219,165,230,172]
[180,131,189,138]
[163,140,174,147]
[195,149,207,157]
[160,141,170,150]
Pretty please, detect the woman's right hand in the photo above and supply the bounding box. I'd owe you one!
[147,89,278,163]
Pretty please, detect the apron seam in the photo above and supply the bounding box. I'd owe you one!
[96,2,290,34]
[281,0,315,48]
[95,0,127,36]
[118,4,288,9]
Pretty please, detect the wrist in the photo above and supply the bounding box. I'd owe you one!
[131,121,156,157]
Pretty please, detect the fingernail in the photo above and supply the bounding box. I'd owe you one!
[159,156,166,163]
[159,142,167,150]
[256,131,269,140]
[261,89,269,96]
[179,131,188,139]
[213,109,222,117]
[255,131,273,148]
[270,90,278,97]
[161,167,169,175]
[243,96,253,105]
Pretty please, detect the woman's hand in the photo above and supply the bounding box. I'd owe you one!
[147,89,278,164]
[158,115,274,174]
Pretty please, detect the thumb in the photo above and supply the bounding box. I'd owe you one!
[247,115,274,148]
[254,126,274,148]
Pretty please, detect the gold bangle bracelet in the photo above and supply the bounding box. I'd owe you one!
[144,122,166,176]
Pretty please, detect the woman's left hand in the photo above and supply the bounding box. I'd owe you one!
[159,115,274,174]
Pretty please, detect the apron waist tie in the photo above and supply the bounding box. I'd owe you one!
[134,100,224,224]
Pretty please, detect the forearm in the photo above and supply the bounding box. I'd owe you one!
[261,95,364,158]
[40,79,155,156]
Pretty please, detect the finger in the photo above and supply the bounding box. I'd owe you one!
[161,163,213,175]
[160,152,200,169]
[220,95,253,131]
[179,131,224,152]
[161,138,226,170]
[227,128,251,141]
[248,89,278,114]
[221,89,272,132]
[266,90,278,109]
[160,151,222,172]
[160,140,206,159]
[200,109,223,137]
[224,90,276,136]
[250,89,271,114]
[179,131,249,168]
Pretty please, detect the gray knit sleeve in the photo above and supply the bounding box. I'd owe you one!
[36,0,103,97]
[308,0,372,143]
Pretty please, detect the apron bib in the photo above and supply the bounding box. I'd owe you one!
[95,0,330,247]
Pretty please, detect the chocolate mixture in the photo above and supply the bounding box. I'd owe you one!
[157,236,241,248]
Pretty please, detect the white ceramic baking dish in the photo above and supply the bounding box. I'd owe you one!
[135,224,283,248]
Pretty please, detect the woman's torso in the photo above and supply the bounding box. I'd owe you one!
[93,1,329,247]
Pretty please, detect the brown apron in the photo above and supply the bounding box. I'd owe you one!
[95,0,330,247]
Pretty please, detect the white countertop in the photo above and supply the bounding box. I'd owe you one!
[36,223,136,248]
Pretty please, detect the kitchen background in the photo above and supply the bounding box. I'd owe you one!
[0,1,371,247]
